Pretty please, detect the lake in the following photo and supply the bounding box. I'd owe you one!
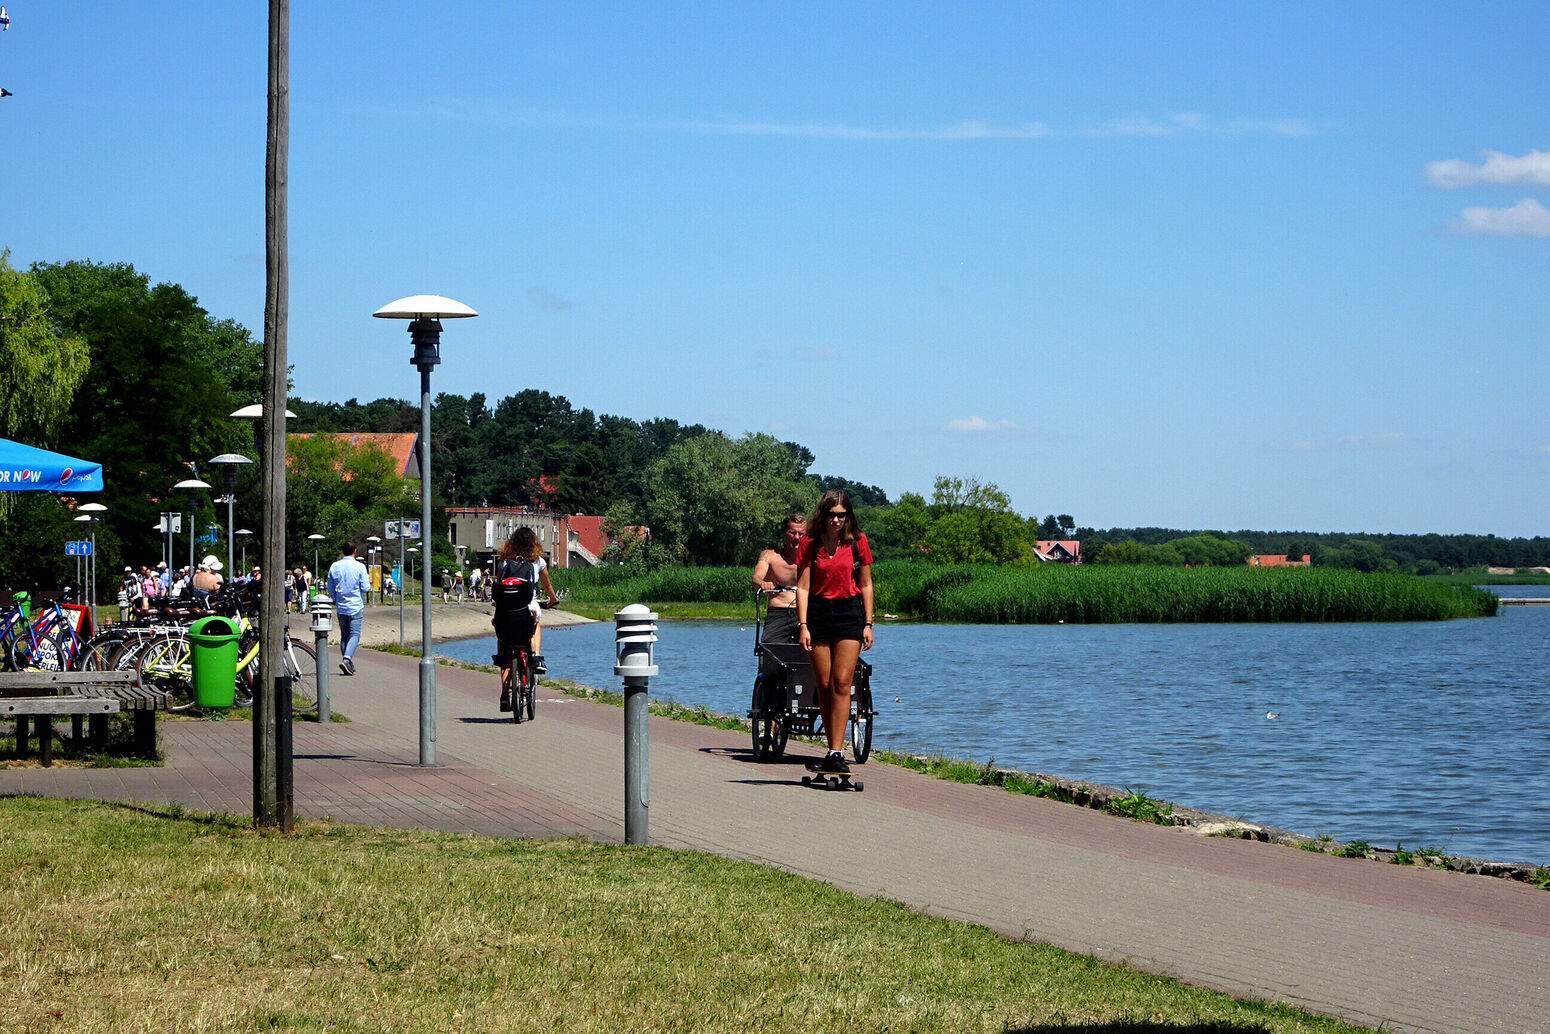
[441,587,1549,866]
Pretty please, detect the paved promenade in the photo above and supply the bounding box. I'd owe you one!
[4,642,1548,1034]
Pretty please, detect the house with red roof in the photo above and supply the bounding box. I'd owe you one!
[287,432,420,479]
[1034,540,1081,563]
[1247,554,1311,567]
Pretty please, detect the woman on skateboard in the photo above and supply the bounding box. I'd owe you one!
[794,490,874,775]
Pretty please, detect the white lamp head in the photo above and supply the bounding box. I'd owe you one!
[373,295,477,320]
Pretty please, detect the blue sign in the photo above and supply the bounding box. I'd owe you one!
[65,541,91,556]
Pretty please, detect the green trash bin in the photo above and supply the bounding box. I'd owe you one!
[189,615,241,708]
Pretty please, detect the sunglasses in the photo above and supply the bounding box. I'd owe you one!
[825,510,850,518]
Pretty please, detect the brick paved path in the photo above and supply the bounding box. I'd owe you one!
[4,646,1547,1034]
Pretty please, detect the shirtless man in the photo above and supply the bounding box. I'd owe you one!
[751,513,808,643]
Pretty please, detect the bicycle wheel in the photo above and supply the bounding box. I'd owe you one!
[750,675,787,761]
[15,630,66,671]
[849,686,873,764]
[231,659,256,708]
[111,635,153,671]
[79,632,130,671]
[512,654,529,724]
[283,640,319,711]
[137,633,194,710]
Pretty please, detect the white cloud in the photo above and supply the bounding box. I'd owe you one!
[1425,149,1550,188]
[406,102,1311,142]
[794,346,838,361]
[1273,432,1419,453]
[681,118,1053,141]
[948,415,1019,433]
[1099,112,1314,138]
[1452,198,1550,237]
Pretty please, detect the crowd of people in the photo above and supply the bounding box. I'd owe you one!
[111,504,878,775]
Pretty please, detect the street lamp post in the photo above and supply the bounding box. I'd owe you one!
[209,454,254,579]
[78,502,107,613]
[172,479,211,576]
[406,546,418,602]
[237,529,253,573]
[365,535,382,605]
[375,294,477,767]
[308,533,324,579]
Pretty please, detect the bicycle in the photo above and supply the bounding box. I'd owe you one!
[0,601,66,672]
[501,643,538,724]
[135,618,317,713]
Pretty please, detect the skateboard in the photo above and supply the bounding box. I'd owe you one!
[802,760,863,792]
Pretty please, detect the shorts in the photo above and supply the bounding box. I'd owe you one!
[762,606,800,644]
[806,594,865,644]
[491,610,537,666]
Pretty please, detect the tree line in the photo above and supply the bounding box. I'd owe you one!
[2,255,1544,591]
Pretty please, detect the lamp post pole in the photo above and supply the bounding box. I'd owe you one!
[375,295,476,767]
[210,454,253,580]
[366,535,382,605]
[79,503,106,614]
[173,479,211,576]
[237,529,252,573]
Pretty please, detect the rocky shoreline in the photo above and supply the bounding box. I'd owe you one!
[354,604,1547,887]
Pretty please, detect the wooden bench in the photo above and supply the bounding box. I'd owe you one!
[0,670,170,765]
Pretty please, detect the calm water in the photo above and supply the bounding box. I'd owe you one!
[443,589,1549,864]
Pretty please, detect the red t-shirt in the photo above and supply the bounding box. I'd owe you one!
[801,534,872,599]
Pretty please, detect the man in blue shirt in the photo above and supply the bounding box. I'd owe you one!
[325,540,371,676]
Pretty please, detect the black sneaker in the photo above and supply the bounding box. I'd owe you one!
[339,658,354,676]
[498,690,512,712]
[532,655,547,675]
[818,752,850,774]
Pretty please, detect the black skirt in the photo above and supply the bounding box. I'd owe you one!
[807,594,865,643]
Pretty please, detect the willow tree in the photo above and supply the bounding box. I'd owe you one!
[0,252,90,517]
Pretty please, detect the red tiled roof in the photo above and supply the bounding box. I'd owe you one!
[1247,554,1311,567]
[288,433,419,478]
[1034,539,1081,562]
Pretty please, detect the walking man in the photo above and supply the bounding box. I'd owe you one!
[326,540,371,676]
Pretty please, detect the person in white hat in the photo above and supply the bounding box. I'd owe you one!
[191,555,224,604]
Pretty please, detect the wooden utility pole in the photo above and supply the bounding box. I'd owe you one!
[256,0,292,830]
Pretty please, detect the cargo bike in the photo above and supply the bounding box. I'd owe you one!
[747,589,875,764]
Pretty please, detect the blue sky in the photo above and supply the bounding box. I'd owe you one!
[3,3,1546,536]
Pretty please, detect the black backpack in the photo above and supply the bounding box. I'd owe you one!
[493,558,537,611]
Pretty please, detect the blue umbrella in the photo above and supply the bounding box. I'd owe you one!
[0,437,104,492]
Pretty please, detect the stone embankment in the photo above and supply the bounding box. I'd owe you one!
[342,602,1547,886]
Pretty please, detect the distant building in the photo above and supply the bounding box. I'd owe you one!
[1034,540,1081,563]
[446,506,571,571]
[1247,554,1311,567]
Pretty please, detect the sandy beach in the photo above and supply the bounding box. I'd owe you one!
[339,601,594,650]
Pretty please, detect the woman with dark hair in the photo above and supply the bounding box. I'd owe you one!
[491,526,559,712]
[794,489,874,774]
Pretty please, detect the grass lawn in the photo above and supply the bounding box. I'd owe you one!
[0,797,1372,1034]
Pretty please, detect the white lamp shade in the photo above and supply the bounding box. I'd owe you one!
[230,404,298,419]
[373,295,477,320]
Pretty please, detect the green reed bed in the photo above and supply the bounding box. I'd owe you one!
[554,561,1497,623]
[908,564,1498,623]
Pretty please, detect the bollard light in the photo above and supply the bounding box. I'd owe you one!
[310,593,334,723]
[615,604,658,845]
[614,604,660,678]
